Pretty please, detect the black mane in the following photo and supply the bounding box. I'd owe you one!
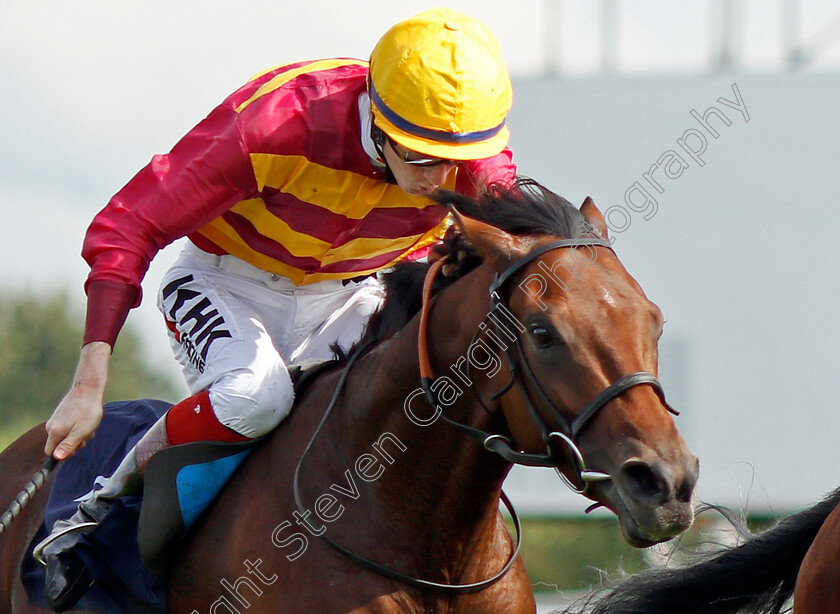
[337,178,591,359]
[436,177,589,239]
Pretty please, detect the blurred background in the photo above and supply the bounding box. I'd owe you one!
[2,1,839,609]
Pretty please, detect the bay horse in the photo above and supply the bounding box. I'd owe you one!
[0,181,697,613]
[556,487,840,614]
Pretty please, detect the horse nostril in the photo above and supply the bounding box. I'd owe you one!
[675,457,699,503]
[675,479,693,503]
[620,460,669,505]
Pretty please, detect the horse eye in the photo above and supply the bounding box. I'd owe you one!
[530,326,555,349]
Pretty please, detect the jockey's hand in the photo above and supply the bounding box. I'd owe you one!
[429,226,475,278]
[428,226,467,277]
[45,341,111,461]
[427,240,449,265]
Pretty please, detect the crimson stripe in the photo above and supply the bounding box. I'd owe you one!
[260,194,352,244]
[188,233,226,256]
[238,65,375,176]
[222,211,420,275]
[332,206,447,246]
[260,193,446,246]
[226,60,340,110]
[222,211,322,270]
[195,210,435,276]
[315,248,410,274]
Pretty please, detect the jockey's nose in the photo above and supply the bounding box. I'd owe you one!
[424,161,456,188]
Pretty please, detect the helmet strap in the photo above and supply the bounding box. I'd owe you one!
[370,123,397,184]
[371,123,387,159]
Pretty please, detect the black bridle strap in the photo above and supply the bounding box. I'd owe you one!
[511,338,678,440]
[303,234,679,592]
[425,397,558,467]
[489,236,612,295]
[418,256,559,468]
[509,335,571,439]
[570,372,678,438]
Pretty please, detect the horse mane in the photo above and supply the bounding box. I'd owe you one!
[438,176,589,239]
[334,178,590,360]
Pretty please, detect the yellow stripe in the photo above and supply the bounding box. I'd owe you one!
[195,219,307,285]
[321,215,449,263]
[206,198,440,264]
[250,153,456,219]
[323,234,424,263]
[196,219,391,285]
[246,63,286,82]
[302,266,386,285]
[297,221,448,284]
[225,198,331,258]
[221,198,443,263]
[195,213,449,286]
[236,59,365,114]
[408,216,451,253]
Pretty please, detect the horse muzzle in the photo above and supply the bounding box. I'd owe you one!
[598,452,699,547]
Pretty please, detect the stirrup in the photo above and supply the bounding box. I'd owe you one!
[32,521,99,568]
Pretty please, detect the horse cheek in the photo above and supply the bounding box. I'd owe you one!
[499,385,544,453]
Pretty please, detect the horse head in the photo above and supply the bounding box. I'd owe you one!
[434,182,698,547]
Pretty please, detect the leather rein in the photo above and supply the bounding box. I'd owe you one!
[293,235,677,594]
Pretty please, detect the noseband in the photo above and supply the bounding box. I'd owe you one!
[419,236,679,494]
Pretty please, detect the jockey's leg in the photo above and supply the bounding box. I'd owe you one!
[39,384,292,611]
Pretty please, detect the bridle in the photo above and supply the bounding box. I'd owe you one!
[293,233,678,594]
[418,236,678,494]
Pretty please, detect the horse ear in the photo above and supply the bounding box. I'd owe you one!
[449,208,531,269]
[580,196,609,240]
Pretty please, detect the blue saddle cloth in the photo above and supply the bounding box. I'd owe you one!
[21,399,255,614]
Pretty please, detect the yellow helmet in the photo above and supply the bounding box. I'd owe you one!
[369,8,512,161]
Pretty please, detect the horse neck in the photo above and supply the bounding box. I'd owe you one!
[328,265,512,557]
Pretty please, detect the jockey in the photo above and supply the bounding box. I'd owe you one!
[35,7,516,610]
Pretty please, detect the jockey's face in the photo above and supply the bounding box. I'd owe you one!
[384,139,458,197]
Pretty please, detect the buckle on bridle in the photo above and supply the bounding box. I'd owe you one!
[482,434,511,452]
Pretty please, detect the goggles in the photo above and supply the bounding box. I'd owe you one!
[388,138,456,168]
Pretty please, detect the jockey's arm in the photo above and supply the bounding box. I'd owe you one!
[44,341,111,460]
[43,104,256,461]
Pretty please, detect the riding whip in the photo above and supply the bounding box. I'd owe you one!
[0,457,58,534]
